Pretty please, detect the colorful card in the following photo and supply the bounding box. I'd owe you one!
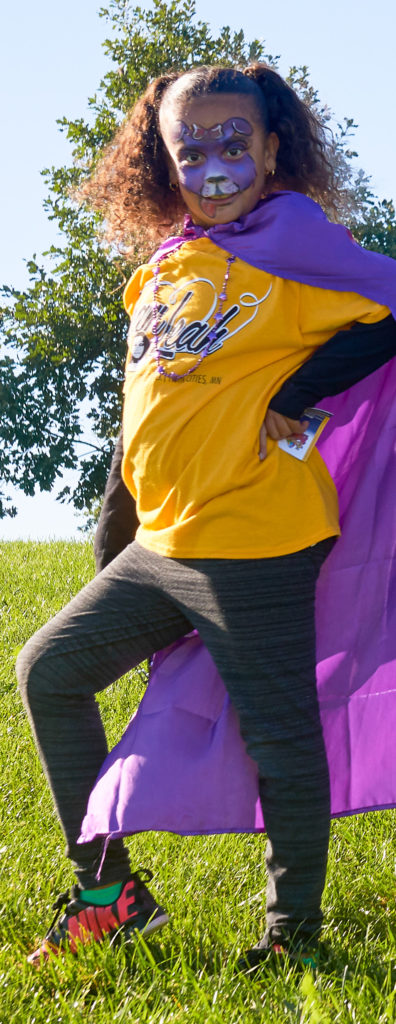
[278,407,332,461]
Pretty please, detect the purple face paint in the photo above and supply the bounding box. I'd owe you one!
[174,118,253,142]
[171,117,257,217]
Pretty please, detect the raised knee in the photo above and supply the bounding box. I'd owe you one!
[16,636,48,706]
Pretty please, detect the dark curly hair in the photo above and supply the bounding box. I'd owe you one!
[80,63,337,245]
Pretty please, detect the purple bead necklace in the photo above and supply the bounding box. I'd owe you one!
[151,253,235,382]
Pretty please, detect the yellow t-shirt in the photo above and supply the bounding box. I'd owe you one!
[122,237,388,558]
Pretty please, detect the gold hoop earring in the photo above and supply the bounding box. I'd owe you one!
[169,182,178,192]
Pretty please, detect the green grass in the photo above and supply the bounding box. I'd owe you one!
[0,540,395,1023]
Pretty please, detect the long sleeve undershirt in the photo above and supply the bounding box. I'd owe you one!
[93,431,139,572]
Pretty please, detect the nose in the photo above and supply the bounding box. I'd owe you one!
[206,174,228,183]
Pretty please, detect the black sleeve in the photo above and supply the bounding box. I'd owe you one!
[268,314,396,419]
[93,430,139,574]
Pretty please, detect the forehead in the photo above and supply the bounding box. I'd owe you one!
[161,92,262,146]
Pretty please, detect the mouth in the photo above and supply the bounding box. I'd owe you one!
[199,195,239,219]
[209,194,236,203]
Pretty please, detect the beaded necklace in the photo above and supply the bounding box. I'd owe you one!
[151,253,235,382]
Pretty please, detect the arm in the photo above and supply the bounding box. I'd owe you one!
[259,314,396,458]
[259,314,396,457]
[268,314,396,419]
[93,430,139,574]
[97,317,396,542]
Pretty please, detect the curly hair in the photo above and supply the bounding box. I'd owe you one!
[80,63,337,246]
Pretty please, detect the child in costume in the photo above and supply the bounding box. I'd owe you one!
[17,64,396,968]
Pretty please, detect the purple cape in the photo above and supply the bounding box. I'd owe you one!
[80,192,396,851]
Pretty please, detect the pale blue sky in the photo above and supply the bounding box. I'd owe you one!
[1,0,395,539]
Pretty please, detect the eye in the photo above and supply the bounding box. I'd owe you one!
[180,151,205,166]
[225,143,246,159]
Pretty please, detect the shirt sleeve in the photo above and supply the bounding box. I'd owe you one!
[299,283,390,338]
[93,430,139,574]
[269,314,396,419]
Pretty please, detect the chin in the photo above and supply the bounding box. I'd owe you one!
[213,204,245,222]
[214,211,240,224]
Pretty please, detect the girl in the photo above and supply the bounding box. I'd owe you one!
[17,64,396,968]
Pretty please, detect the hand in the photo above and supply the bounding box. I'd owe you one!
[259,409,310,461]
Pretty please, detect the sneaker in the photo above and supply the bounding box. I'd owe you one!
[27,869,169,965]
[236,934,318,973]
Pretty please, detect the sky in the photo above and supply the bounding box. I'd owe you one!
[1,0,395,539]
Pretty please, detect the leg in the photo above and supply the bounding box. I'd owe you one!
[161,540,333,946]
[16,542,190,887]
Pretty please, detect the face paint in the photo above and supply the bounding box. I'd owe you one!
[171,117,257,217]
[174,118,253,142]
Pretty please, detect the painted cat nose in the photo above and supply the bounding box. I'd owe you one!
[206,174,228,183]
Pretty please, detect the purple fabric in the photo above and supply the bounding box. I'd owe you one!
[81,636,265,841]
[79,192,396,844]
[152,191,396,317]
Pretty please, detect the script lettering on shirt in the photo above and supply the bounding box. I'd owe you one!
[160,305,240,359]
[127,277,272,369]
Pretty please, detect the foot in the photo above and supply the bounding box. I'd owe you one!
[236,934,318,973]
[27,870,169,965]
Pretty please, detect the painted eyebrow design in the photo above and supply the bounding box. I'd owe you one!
[179,135,248,146]
[176,134,250,152]
[174,119,253,143]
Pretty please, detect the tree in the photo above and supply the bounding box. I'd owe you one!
[1,0,394,519]
[351,198,396,258]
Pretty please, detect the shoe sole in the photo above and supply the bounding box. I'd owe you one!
[236,948,318,974]
[123,911,170,940]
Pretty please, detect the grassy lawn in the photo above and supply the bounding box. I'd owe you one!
[0,540,394,1023]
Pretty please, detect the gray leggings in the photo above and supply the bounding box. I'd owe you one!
[16,538,334,943]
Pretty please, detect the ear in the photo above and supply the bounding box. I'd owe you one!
[265,132,280,174]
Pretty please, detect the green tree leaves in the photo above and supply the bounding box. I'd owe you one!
[1,0,395,520]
